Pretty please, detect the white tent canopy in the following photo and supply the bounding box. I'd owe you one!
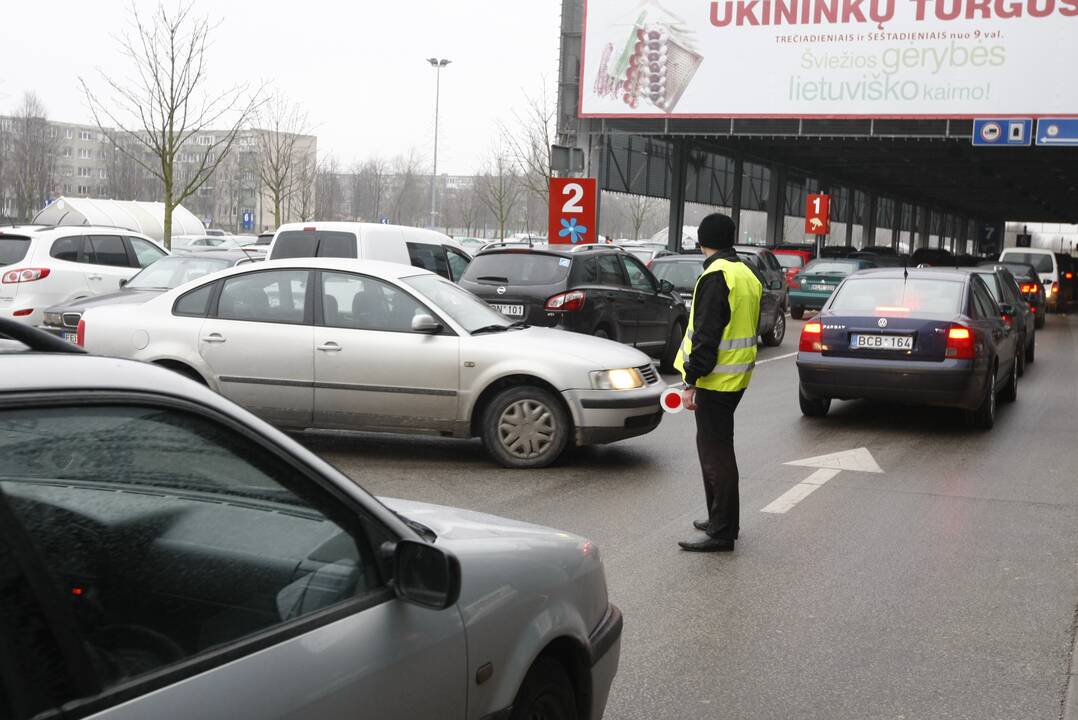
[32,198,204,242]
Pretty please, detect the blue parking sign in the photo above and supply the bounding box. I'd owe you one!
[972,119,1032,147]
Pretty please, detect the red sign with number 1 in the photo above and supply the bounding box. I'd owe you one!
[805,193,831,235]
[549,178,598,245]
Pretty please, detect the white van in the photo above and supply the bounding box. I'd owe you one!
[268,222,472,283]
[999,247,1062,310]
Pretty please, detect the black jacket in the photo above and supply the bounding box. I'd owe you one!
[684,249,742,387]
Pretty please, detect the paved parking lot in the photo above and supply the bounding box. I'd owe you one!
[302,313,1078,720]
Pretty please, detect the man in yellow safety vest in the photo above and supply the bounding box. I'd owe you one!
[674,213,762,552]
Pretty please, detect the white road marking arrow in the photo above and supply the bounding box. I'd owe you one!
[761,447,883,514]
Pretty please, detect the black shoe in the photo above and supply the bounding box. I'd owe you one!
[693,520,739,539]
[678,536,735,552]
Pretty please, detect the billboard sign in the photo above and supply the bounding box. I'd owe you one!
[579,0,1078,118]
[549,178,598,245]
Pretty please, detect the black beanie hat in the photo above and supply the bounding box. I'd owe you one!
[697,213,736,249]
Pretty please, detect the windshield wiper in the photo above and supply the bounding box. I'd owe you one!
[470,324,511,334]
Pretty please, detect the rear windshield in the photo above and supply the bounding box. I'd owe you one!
[462,253,570,286]
[0,236,30,266]
[651,261,703,293]
[1001,252,1053,274]
[775,254,804,269]
[803,260,862,275]
[127,256,234,289]
[271,231,357,260]
[830,278,965,315]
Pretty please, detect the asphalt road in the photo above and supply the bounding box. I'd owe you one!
[300,313,1078,720]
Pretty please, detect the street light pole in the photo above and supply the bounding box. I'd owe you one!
[427,58,451,230]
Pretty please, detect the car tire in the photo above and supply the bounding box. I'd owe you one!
[594,327,612,341]
[1001,355,1018,404]
[659,320,685,373]
[509,657,578,720]
[1035,312,1045,329]
[1026,335,1036,364]
[799,385,831,417]
[791,306,805,320]
[1016,335,1026,377]
[480,386,570,469]
[762,310,786,347]
[966,366,996,430]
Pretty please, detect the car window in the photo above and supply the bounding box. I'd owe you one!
[406,242,451,279]
[90,235,131,267]
[0,235,31,267]
[597,255,626,286]
[174,283,216,317]
[217,270,308,324]
[0,404,382,702]
[830,278,965,315]
[445,248,471,282]
[803,260,861,275]
[1001,252,1053,275]
[317,233,358,259]
[973,272,1003,303]
[775,254,804,269]
[405,274,509,333]
[971,279,997,319]
[129,257,234,290]
[572,257,598,284]
[321,271,427,333]
[622,255,656,292]
[651,261,703,293]
[462,253,571,286]
[49,236,88,263]
[270,231,358,260]
[129,237,168,268]
[763,251,782,271]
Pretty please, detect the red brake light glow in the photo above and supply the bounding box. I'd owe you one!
[1,268,51,284]
[76,319,86,348]
[945,325,974,359]
[875,306,910,314]
[545,290,586,312]
[12,309,33,317]
[1066,272,1073,280]
[799,322,823,353]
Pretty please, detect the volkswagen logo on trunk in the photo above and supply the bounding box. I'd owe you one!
[877,318,888,328]
[497,286,507,295]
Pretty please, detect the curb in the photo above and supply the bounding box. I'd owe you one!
[1064,608,1078,720]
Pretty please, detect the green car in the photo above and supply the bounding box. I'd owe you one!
[790,258,876,319]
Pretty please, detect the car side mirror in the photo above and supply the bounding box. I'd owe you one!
[771,279,784,290]
[658,279,675,295]
[390,539,461,610]
[411,313,443,334]
[119,278,128,288]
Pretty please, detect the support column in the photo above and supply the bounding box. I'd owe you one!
[765,164,785,247]
[864,193,879,248]
[730,153,744,236]
[919,206,932,249]
[594,134,607,240]
[666,140,690,252]
[844,189,855,247]
[891,199,903,249]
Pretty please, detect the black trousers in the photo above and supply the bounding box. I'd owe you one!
[695,388,745,540]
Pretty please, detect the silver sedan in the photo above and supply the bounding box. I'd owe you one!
[81,258,666,468]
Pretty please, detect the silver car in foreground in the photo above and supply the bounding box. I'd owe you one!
[80,258,666,468]
[0,318,622,720]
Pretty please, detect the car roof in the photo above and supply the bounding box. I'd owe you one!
[0,225,155,240]
[733,244,772,253]
[1001,247,1053,255]
[198,256,436,282]
[169,249,258,262]
[475,244,623,259]
[274,221,456,244]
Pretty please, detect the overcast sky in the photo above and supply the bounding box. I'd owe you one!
[0,0,563,176]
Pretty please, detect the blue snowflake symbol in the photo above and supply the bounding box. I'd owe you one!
[559,218,588,244]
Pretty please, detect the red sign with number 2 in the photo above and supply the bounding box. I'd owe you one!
[549,178,598,245]
[805,193,831,236]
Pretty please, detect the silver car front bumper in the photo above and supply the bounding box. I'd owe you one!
[561,385,665,446]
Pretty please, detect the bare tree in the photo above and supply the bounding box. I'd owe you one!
[477,153,523,240]
[293,156,316,222]
[500,80,555,211]
[10,92,56,221]
[350,157,389,222]
[0,115,8,218]
[315,156,341,220]
[255,92,309,227]
[625,193,660,240]
[389,150,425,226]
[80,2,263,248]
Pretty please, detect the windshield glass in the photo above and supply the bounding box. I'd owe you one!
[651,261,703,292]
[0,236,30,266]
[803,260,862,275]
[462,252,571,285]
[127,256,234,289]
[830,278,965,315]
[775,254,804,269]
[1001,251,1054,274]
[404,274,512,333]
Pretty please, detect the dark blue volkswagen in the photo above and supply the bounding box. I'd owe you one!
[796,268,1020,429]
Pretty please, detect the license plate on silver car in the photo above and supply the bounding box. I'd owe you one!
[62,332,79,345]
[851,334,913,351]
[491,304,524,317]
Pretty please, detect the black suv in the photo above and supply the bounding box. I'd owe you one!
[459,244,689,371]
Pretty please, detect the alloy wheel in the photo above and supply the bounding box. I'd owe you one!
[498,399,556,459]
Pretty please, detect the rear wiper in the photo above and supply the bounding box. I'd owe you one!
[475,276,509,283]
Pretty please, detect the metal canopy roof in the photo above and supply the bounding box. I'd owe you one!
[583,118,1078,223]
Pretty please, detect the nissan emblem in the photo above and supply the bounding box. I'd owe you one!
[497,286,507,295]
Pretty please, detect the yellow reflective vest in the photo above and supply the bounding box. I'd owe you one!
[674,258,763,392]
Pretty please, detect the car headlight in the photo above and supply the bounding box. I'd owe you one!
[590,368,644,391]
[43,312,62,327]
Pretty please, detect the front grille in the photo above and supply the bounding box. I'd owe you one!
[62,312,82,329]
[638,364,659,385]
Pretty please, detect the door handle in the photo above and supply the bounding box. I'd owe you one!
[87,274,103,281]
[200,333,226,344]
[317,341,342,352]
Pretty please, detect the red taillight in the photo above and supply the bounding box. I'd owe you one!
[945,325,974,359]
[789,274,802,290]
[12,309,32,317]
[1001,314,1014,328]
[1020,283,1036,294]
[76,319,85,347]
[1,268,51,284]
[1066,272,1073,280]
[303,226,316,232]
[545,290,586,312]
[1030,305,1037,313]
[799,321,822,352]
